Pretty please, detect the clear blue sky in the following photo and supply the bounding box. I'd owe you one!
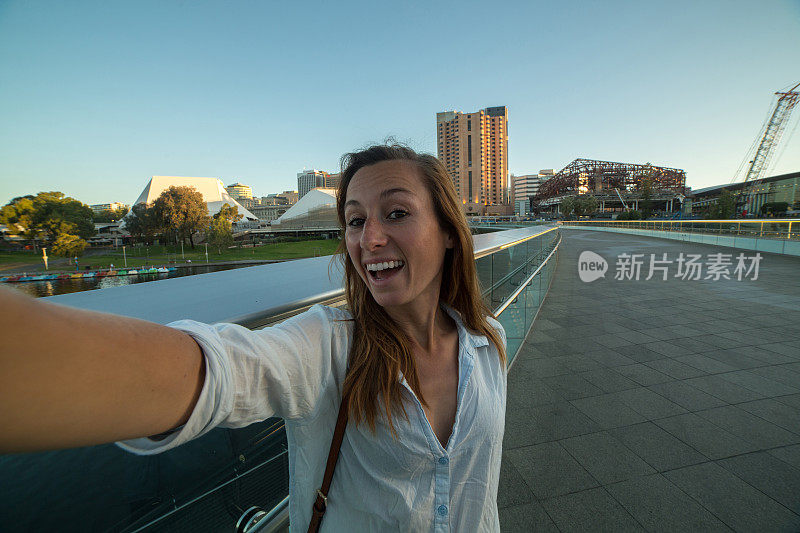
[1,0,799,205]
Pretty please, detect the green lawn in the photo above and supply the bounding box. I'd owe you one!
[0,239,342,271]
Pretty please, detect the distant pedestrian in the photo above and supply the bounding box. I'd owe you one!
[73,256,79,271]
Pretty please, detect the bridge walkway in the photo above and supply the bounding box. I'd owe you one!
[498,228,800,531]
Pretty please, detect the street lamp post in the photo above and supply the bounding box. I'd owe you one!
[42,247,48,270]
[205,243,209,264]
[123,245,127,268]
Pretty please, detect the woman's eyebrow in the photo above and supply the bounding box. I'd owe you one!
[345,187,415,210]
[380,187,415,201]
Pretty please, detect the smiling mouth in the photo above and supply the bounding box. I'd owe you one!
[366,260,405,281]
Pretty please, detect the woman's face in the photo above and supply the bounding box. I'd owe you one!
[344,160,453,311]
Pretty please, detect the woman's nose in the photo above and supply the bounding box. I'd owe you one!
[361,217,387,249]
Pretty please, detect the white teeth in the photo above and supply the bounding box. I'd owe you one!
[366,260,404,272]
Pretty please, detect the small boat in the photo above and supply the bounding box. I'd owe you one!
[57,273,71,279]
[18,276,34,282]
[157,267,169,273]
[4,275,22,282]
[83,272,96,278]
[127,270,138,275]
[70,273,83,279]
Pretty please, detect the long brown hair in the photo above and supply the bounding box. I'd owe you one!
[335,143,506,436]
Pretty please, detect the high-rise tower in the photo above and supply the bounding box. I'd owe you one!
[436,106,508,213]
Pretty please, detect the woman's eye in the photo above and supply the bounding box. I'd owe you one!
[387,210,408,220]
[347,217,365,227]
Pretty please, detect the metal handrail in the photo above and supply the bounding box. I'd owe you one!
[494,234,561,316]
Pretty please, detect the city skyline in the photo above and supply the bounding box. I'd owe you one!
[1,1,799,205]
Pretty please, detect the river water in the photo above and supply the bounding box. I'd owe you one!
[8,263,266,298]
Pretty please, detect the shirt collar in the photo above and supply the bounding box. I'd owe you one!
[440,302,490,351]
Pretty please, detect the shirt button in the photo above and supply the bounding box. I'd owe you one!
[437,505,448,516]
[438,456,449,465]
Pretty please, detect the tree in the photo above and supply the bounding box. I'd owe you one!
[124,203,161,244]
[206,216,234,254]
[1,192,94,252]
[152,186,210,248]
[30,192,95,242]
[215,203,243,223]
[707,189,736,220]
[760,202,789,217]
[51,233,88,257]
[560,196,577,218]
[639,175,654,219]
[93,206,129,223]
[0,196,40,251]
[574,195,599,217]
[560,195,599,218]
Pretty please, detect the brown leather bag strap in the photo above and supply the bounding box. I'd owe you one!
[307,393,349,533]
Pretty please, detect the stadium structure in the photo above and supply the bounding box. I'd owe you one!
[532,158,688,215]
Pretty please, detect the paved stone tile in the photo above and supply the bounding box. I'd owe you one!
[506,442,598,500]
[684,375,764,403]
[717,452,800,514]
[551,354,604,372]
[759,342,800,358]
[503,401,601,449]
[667,336,720,354]
[541,487,644,532]
[614,364,673,386]
[702,349,764,369]
[642,341,694,358]
[611,422,708,472]
[561,431,655,484]
[594,333,634,349]
[702,335,745,349]
[768,444,800,470]
[498,501,559,532]
[615,329,660,345]
[579,368,639,393]
[718,370,800,397]
[606,474,730,532]
[776,393,800,410]
[647,381,727,411]
[644,358,707,379]
[584,347,636,367]
[506,376,563,407]
[516,358,571,378]
[733,345,798,365]
[664,462,800,532]
[612,388,687,419]
[570,394,647,429]
[633,327,684,341]
[674,353,739,374]
[540,374,604,400]
[654,413,757,460]
[737,398,800,434]
[751,365,800,388]
[613,344,665,363]
[694,405,800,448]
[497,453,535,509]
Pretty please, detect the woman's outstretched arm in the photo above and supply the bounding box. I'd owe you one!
[0,286,205,453]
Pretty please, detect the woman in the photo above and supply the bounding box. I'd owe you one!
[0,144,507,531]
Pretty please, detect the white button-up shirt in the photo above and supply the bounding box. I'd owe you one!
[117,304,507,532]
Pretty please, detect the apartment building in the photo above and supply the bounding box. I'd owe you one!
[436,106,508,214]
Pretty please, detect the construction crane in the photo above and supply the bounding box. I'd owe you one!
[735,82,800,216]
